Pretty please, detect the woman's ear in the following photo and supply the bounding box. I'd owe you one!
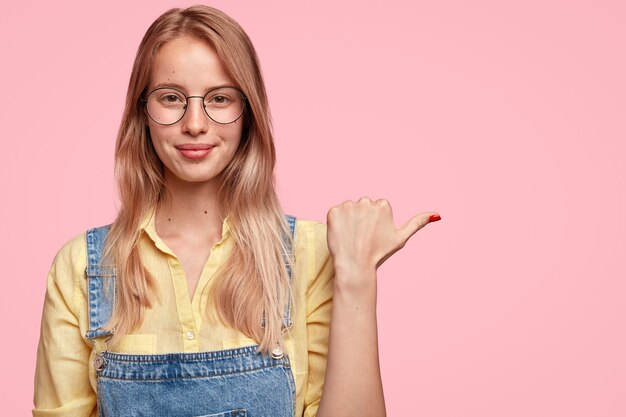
[139,90,150,124]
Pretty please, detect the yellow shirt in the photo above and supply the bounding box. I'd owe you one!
[33,209,334,417]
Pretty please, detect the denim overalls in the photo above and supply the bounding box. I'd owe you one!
[85,216,297,417]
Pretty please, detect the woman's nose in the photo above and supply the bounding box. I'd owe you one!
[180,96,209,135]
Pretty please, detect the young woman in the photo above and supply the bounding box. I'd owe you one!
[33,5,440,417]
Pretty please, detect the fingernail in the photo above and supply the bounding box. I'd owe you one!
[428,214,441,222]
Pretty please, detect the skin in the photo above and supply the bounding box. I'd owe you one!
[148,36,440,416]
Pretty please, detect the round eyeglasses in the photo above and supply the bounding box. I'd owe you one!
[141,86,247,125]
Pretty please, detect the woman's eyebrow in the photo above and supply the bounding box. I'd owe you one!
[152,82,187,90]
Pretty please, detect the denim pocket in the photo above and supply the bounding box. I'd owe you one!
[194,410,247,417]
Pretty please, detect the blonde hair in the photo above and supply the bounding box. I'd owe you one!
[102,5,293,353]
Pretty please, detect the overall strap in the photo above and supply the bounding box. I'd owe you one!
[283,215,297,330]
[84,224,116,340]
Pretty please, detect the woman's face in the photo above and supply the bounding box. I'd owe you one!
[146,36,243,185]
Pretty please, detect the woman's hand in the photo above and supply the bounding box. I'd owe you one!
[326,197,440,284]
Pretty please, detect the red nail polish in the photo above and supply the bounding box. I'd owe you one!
[429,214,441,222]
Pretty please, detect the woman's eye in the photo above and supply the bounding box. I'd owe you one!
[163,94,183,103]
[209,95,231,104]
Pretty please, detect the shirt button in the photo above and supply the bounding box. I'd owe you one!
[185,331,195,340]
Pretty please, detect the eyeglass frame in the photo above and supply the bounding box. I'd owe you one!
[140,85,248,126]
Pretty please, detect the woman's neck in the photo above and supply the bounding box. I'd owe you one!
[155,174,225,242]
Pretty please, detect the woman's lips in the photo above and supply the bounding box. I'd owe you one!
[175,144,214,160]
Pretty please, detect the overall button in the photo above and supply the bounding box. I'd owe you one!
[185,331,195,340]
[271,345,284,359]
[93,355,107,371]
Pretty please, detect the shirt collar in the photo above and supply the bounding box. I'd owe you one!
[139,205,232,254]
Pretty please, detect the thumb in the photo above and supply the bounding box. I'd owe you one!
[397,212,441,244]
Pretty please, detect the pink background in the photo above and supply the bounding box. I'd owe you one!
[2,0,625,415]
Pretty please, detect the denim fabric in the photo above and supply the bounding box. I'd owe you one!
[282,215,296,330]
[85,224,116,339]
[97,346,296,417]
[85,216,298,417]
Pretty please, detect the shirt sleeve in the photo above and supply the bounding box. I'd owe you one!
[33,234,97,417]
[302,221,334,417]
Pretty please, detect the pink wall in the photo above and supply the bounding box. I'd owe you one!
[3,0,625,415]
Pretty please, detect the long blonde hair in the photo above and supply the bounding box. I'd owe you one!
[102,5,293,353]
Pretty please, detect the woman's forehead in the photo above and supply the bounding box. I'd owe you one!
[149,37,235,92]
